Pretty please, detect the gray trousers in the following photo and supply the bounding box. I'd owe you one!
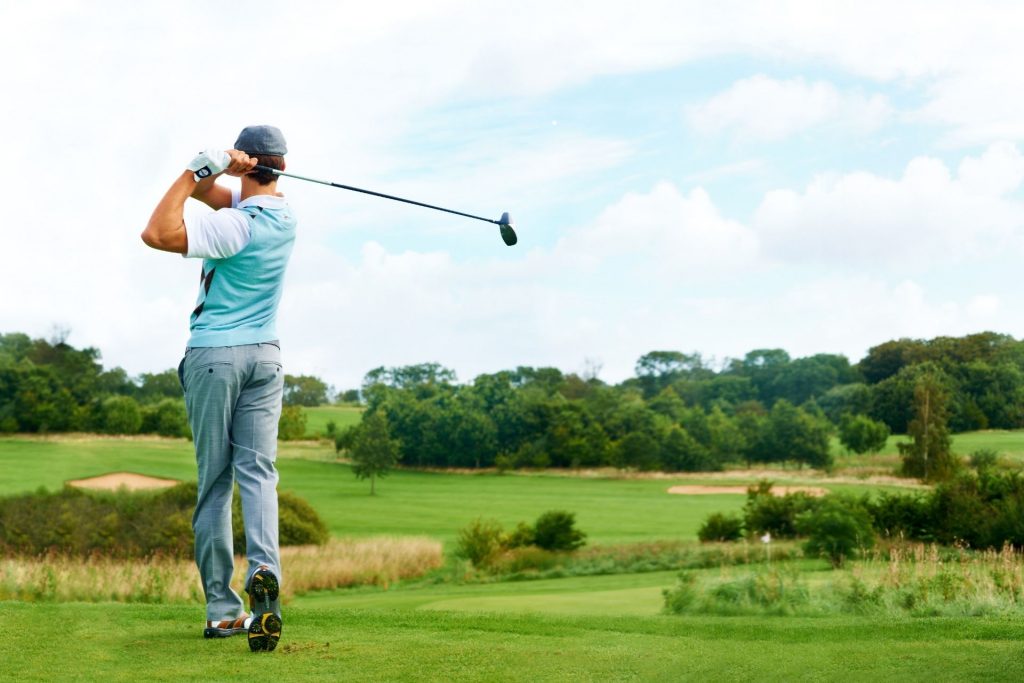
[179,342,284,621]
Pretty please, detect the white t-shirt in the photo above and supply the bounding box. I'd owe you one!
[184,188,290,259]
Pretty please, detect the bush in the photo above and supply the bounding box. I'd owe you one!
[100,396,142,435]
[697,513,743,543]
[742,481,819,538]
[0,482,329,558]
[455,518,504,567]
[796,495,875,568]
[141,398,190,438]
[970,448,1000,473]
[278,405,307,440]
[503,521,536,549]
[533,510,587,551]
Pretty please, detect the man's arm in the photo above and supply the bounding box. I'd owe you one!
[141,171,195,253]
[141,150,257,253]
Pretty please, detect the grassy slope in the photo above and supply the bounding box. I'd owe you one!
[302,404,363,437]
[0,436,914,546]
[4,601,1022,682]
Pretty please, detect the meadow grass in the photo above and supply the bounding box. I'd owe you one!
[0,538,442,604]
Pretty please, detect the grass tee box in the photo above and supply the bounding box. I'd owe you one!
[4,602,1024,682]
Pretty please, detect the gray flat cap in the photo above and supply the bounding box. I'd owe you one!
[234,125,288,155]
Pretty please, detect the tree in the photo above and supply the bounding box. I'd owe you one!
[349,412,400,495]
[100,396,142,434]
[838,414,890,455]
[898,371,957,481]
[796,495,875,568]
[283,374,329,407]
[748,400,833,469]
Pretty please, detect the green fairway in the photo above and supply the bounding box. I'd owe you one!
[302,404,363,437]
[4,600,1023,682]
[0,435,920,547]
[0,435,931,548]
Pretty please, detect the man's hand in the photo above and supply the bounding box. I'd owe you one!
[223,149,259,177]
[187,148,231,181]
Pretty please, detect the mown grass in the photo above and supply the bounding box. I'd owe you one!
[302,404,363,438]
[4,601,1024,681]
[0,435,928,547]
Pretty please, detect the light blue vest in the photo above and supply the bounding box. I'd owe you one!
[187,199,296,347]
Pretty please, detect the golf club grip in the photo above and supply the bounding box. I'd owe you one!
[254,166,500,226]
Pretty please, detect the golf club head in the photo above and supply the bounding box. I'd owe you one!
[498,211,517,246]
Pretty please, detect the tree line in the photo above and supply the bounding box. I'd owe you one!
[5,330,1024,473]
[0,331,336,437]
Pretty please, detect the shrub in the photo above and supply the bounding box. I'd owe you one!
[742,481,819,538]
[970,448,1000,473]
[533,510,587,551]
[100,396,142,435]
[796,495,875,568]
[487,546,562,574]
[697,513,743,543]
[278,405,307,440]
[455,518,504,567]
[0,482,328,558]
[141,398,190,438]
[503,521,536,549]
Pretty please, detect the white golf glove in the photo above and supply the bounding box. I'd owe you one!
[187,148,230,181]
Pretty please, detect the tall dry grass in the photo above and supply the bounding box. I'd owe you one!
[663,541,1024,617]
[0,537,442,604]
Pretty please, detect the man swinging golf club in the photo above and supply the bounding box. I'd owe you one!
[141,125,294,652]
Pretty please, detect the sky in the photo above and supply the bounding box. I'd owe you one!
[3,1,1024,391]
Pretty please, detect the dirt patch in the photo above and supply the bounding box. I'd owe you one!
[667,484,829,497]
[68,472,179,491]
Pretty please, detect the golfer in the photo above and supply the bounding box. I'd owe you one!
[141,125,295,652]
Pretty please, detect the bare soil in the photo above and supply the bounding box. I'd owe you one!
[666,484,829,496]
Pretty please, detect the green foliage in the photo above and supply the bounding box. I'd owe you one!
[838,413,890,454]
[796,496,875,568]
[99,396,142,434]
[663,567,811,616]
[898,369,958,481]
[697,513,743,543]
[969,448,1000,473]
[278,405,308,441]
[140,398,189,438]
[747,400,833,469]
[283,374,329,407]
[0,483,328,558]
[348,412,400,495]
[742,481,819,538]
[455,518,504,567]
[533,510,587,551]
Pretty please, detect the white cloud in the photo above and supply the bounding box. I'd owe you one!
[688,75,891,141]
[753,142,1024,267]
[550,182,758,280]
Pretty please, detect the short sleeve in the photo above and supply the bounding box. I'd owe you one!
[184,208,252,259]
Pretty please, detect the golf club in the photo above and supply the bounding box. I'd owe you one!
[253,165,517,246]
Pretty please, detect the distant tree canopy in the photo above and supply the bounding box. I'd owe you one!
[8,329,1024,475]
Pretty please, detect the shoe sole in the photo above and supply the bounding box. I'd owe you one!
[203,625,247,639]
[249,568,280,613]
[248,612,282,652]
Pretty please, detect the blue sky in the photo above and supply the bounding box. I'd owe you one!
[3,1,1024,390]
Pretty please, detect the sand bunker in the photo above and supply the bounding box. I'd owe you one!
[68,472,179,491]
[667,485,828,497]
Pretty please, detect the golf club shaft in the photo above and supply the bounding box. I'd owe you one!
[254,166,502,226]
